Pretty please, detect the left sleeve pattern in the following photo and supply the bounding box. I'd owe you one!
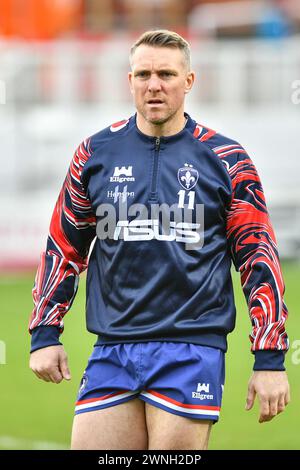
[213,144,289,353]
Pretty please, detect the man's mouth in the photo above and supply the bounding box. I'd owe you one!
[147,99,164,105]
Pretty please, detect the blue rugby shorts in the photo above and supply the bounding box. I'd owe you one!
[75,341,225,422]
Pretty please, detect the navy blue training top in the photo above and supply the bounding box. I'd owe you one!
[29,112,289,370]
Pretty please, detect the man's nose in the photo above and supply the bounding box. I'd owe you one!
[147,75,162,92]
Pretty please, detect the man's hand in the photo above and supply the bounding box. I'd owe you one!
[29,345,71,384]
[246,371,290,423]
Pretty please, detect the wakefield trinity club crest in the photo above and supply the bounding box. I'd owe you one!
[178,164,199,190]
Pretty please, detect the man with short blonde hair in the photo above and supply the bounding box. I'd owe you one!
[29,29,290,450]
[129,29,191,70]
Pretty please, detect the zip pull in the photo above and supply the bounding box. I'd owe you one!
[155,137,160,150]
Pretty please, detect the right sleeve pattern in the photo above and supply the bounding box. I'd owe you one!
[29,139,96,335]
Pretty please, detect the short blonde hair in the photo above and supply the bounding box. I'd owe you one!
[129,29,191,71]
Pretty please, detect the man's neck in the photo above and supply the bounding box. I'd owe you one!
[136,112,187,138]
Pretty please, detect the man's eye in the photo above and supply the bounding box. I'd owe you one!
[160,72,173,77]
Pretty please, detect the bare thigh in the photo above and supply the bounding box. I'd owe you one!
[71,398,148,450]
[145,402,212,450]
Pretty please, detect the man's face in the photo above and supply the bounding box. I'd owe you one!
[128,45,194,125]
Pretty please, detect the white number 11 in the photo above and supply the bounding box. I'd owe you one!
[177,190,195,209]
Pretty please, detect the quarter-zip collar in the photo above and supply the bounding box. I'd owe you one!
[131,112,197,143]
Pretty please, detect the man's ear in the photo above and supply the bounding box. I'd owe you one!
[184,71,195,94]
[128,72,134,94]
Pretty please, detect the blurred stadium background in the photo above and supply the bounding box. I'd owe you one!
[0,0,299,450]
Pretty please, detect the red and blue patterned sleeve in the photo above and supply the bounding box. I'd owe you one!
[220,146,289,370]
[29,139,96,352]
